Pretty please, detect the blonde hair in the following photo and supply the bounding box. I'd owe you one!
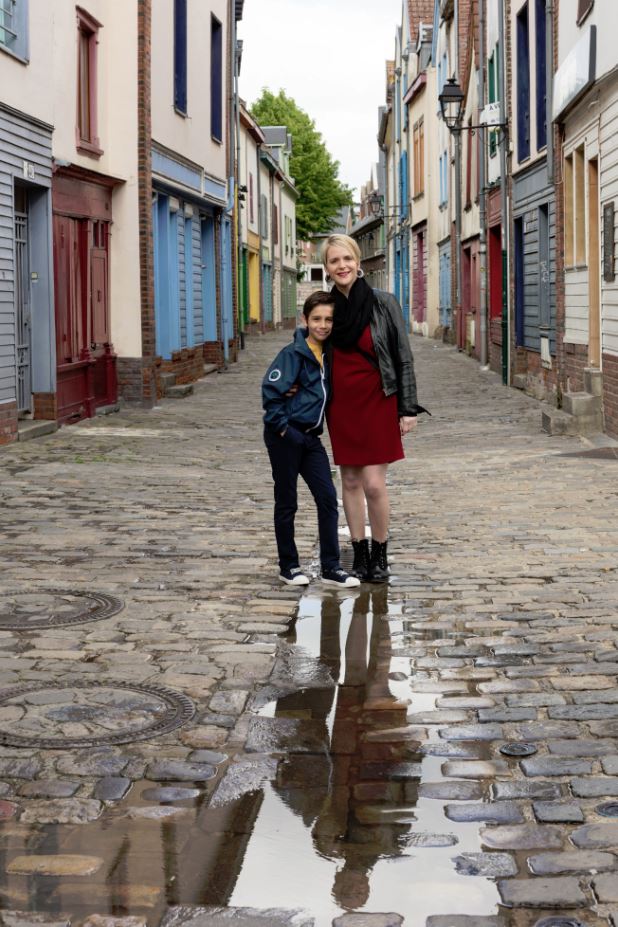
[321,234,361,267]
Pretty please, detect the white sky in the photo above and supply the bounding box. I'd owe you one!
[238,0,404,199]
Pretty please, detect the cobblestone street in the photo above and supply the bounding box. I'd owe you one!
[2,330,618,927]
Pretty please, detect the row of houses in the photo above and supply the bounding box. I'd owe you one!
[0,0,297,447]
[353,0,618,440]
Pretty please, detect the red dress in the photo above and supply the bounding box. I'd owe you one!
[327,325,404,466]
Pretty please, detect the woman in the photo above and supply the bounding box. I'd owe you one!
[322,234,427,582]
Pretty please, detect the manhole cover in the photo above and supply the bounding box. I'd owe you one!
[0,682,194,748]
[534,919,586,927]
[0,591,123,630]
[499,742,538,757]
[596,801,618,817]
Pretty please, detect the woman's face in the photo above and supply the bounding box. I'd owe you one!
[325,245,359,294]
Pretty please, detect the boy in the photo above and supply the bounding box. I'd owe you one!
[262,291,360,588]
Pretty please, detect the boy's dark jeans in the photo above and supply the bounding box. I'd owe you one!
[264,427,340,573]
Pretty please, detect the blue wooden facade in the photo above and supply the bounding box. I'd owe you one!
[151,147,229,364]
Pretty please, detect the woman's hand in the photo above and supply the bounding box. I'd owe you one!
[399,416,417,436]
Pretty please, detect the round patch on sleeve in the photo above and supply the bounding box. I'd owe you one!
[268,369,282,382]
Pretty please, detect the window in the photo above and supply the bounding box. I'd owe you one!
[413,120,424,196]
[465,117,473,207]
[260,193,268,239]
[76,7,102,155]
[516,4,530,162]
[272,204,279,245]
[488,50,497,157]
[0,0,28,60]
[400,150,408,218]
[249,173,254,223]
[535,0,547,150]
[211,15,223,142]
[439,151,448,206]
[174,0,187,114]
[564,153,574,265]
[564,146,586,267]
[574,145,586,264]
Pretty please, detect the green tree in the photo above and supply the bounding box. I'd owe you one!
[251,89,352,241]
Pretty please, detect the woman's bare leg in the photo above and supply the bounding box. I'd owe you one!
[361,464,389,542]
[340,465,366,539]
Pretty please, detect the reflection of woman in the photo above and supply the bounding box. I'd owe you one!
[322,235,427,583]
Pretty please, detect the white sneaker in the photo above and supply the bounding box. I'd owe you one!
[279,566,310,586]
[321,568,361,588]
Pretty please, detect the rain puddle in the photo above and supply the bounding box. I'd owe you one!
[0,587,503,927]
[197,586,502,925]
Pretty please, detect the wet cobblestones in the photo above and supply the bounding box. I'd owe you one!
[1,332,618,924]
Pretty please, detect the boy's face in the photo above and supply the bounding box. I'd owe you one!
[306,304,334,343]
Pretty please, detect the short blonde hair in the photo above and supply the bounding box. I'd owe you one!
[321,234,361,267]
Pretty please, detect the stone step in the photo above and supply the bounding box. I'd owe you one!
[17,420,58,442]
[166,383,194,399]
[95,403,120,416]
[584,366,603,397]
[203,363,218,377]
[160,372,176,389]
[562,391,601,417]
[542,407,603,437]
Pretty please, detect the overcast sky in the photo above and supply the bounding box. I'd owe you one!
[238,0,404,199]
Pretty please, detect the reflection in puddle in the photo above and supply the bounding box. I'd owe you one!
[0,588,502,926]
[210,588,501,925]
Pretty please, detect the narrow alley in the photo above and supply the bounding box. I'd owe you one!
[1,330,618,927]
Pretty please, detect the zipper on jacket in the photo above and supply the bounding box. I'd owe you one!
[314,358,328,428]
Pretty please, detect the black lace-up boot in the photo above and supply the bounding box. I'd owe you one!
[351,538,370,581]
[369,539,389,583]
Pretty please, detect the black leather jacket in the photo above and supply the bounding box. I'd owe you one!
[370,289,426,417]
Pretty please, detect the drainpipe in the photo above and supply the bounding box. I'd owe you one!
[478,0,488,367]
[235,36,243,342]
[546,0,554,183]
[497,0,510,385]
[256,145,264,332]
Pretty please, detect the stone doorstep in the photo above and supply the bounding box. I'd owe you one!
[17,420,58,442]
[203,364,218,377]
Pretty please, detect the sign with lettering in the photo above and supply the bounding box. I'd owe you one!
[603,202,615,283]
[553,26,596,121]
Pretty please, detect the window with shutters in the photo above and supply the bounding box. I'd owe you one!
[76,7,102,156]
[0,0,29,58]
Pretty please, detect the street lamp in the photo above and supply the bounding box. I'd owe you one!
[438,78,465,130]
[439,78,465,353]
[367,192,383,217]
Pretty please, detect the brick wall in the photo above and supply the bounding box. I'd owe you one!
[204,341,225,367]
[33,393,58,421]
[137,0,156,407]
[603,352,618,439]
[117,357,154,404]
[161,346,205,384]
[0,401,18,446]
[564,342,587,393]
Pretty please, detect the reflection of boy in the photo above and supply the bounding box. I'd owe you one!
[262,291,360,588]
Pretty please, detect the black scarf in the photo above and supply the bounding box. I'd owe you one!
[330,277,375,350]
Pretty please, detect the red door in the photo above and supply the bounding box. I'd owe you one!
[53,215,116,423]
[459,246,470,350]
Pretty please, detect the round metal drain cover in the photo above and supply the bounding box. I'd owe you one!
[0,682,194,749]
[499,742,538,757]
[596,801,618,817]
[534,919,586,927]
[0,590,123,630]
